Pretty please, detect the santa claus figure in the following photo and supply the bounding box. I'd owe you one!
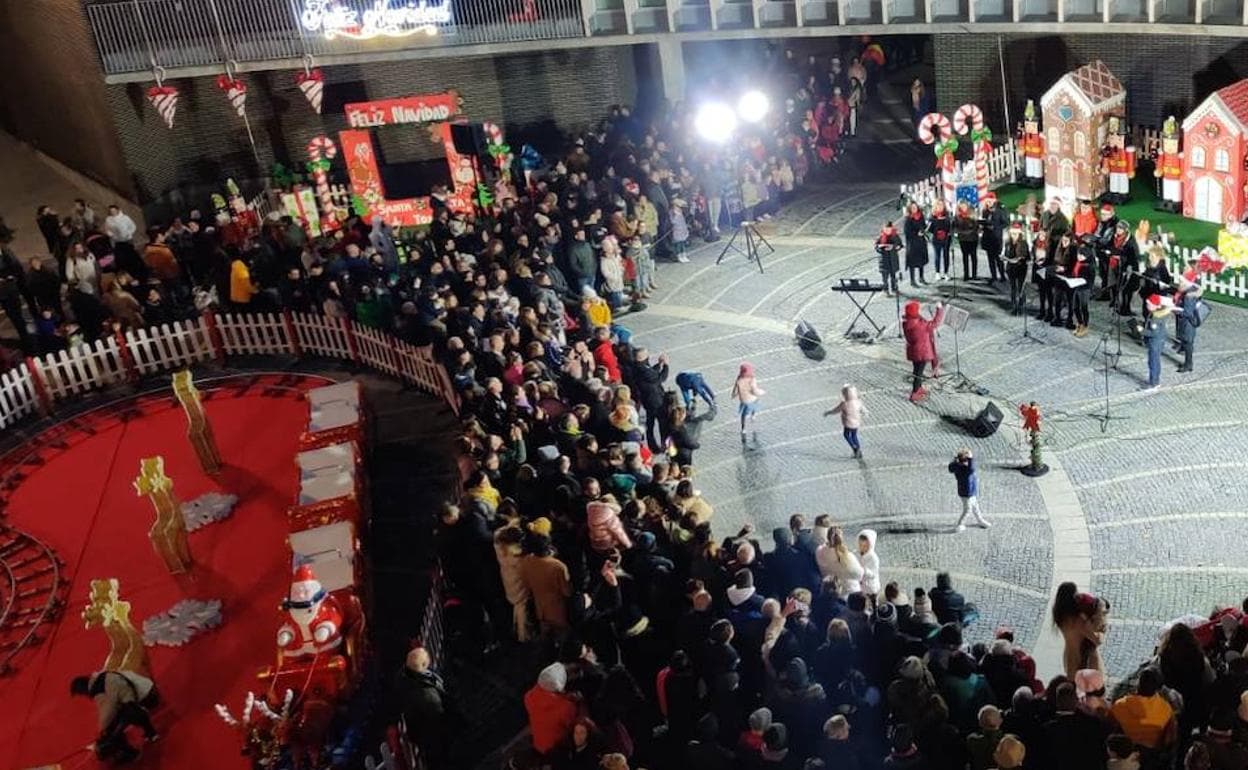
[1021,99,1045,187]
[277,565,343,659]
[1100,118,1136,204]
[1154,116,1183,212]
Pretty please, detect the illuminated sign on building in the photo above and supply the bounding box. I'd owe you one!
[300,0,452,40]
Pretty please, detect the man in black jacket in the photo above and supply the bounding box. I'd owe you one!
[631,346,670,451]
[394,646,458,768]
[978,194,1008,284]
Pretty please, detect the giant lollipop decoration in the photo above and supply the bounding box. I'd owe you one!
[918,112,958,209]
[306,135,338,230]
[953,104,991,201]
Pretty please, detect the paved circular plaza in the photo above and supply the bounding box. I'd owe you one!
[625,183,1248,680]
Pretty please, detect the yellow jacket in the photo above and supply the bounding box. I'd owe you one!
[587,298,612,327]
[229,259,256,304]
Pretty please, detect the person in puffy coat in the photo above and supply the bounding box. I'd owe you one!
[902,300,945,402]
[524,662,581,755]
[856,529,881,598]
[587,495,632,555]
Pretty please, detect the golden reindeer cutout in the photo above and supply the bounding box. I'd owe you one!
[135,456,193,574]
[82,578,150,675]
[173,370,222,475]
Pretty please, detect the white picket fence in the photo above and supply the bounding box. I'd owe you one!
[0,311,459,429]
[900,141,1019,208]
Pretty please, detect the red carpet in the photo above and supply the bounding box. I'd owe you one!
[2,375,330,770]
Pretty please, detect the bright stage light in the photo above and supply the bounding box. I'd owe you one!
[737,90,770,123]
[694,102,738,144]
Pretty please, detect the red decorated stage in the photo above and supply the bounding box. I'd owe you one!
[1,373,347,770]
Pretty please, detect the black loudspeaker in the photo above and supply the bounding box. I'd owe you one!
[970,401,1003,438]
[794,319,826,361]
[449,122,487,156]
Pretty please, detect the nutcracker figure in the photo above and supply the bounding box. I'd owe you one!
[276,565,343,660]
[1154,116,1183,213]
[1100,118,1136,204]
[1021,99,1045,188]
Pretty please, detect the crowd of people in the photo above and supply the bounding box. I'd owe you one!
[0,39,905,372]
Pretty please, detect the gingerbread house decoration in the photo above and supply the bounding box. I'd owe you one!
[1180,81,1248,225]
[1040,60,1126,207]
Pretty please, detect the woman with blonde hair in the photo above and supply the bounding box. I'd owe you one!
[816,527,863,594]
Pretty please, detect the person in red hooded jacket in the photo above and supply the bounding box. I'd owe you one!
[592,326,621,382]
[524,662,581,755]
[902,300,945,402]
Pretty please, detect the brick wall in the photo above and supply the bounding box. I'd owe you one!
[934,34,1248,135]
[0,0,132,196]
[108,46,640,214]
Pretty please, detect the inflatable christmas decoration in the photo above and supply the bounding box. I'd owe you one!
[1154,116,1183,213]
[953,103,991,202]
[1020,99,1044,188]
[1100,117,1136,204]
[276,564,343,659]
[918,112,958,209]
[1181,80,1248,225]
[1041,60,1126,207]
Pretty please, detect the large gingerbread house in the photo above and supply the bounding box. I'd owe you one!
[1040,60,1126,207]
[1180,81,1248,225]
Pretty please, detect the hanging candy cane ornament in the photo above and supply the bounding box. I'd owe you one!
[918,112,958,209]
[953,104,991,201]
[306,136,338,229]
[296,69,324,115]
[146,84,180,129]
[216,74,248,118]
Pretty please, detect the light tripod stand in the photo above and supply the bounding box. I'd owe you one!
[716,219,774,274]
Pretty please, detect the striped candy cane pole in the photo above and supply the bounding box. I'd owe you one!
[918,112,956,209]
[953,104,989,201]
[306,136,338,226]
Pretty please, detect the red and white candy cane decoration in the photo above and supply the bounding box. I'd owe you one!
[918,112,957,209]
[216,74,248,118]
[306,136,338,227]
[296,69,324,115]
[953,104,990,201]
[146,84,180,129]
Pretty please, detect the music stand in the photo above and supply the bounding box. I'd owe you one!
[939,303,974,391]
[836,278,887,340]
[1012,269,1046,346]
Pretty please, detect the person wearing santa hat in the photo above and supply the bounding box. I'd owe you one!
[1173,269,1204,373]
[902,299,945,402]
[276,564,343,658]
[1141,293,1174,389]
[1092,204,1119,299]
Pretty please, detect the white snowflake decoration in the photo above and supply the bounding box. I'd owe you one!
[143,598,223,646]
[183,491,239,532]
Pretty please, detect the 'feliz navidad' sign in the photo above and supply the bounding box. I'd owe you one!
[300,0,453,40]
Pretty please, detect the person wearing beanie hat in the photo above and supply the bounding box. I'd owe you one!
[1172,267,1203,373]
[1141,293,1174,389]
[760,723,791,765]
[818,715,858,770]
[967,705,1004,770]
[739,707,774,753]
[518,533,572,633]
[992,734,1026,769]
[524,662,579,754]
[902,299,945,402]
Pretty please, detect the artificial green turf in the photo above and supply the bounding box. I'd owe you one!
[993,166,1223,249]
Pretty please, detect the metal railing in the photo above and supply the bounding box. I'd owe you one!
[86,0,586,76]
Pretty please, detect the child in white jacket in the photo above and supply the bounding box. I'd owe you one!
[857,528,881,598]
[824,383,867,458]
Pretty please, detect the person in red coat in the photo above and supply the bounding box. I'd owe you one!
[524,662,581,755]
[592,326,621,382]
[902,300,945,402]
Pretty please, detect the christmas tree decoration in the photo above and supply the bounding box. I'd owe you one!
[296,68,325,114]
[146,84,180,129]
[217,74,248,118]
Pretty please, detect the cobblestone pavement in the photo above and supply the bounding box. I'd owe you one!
[627,182,1248,679]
